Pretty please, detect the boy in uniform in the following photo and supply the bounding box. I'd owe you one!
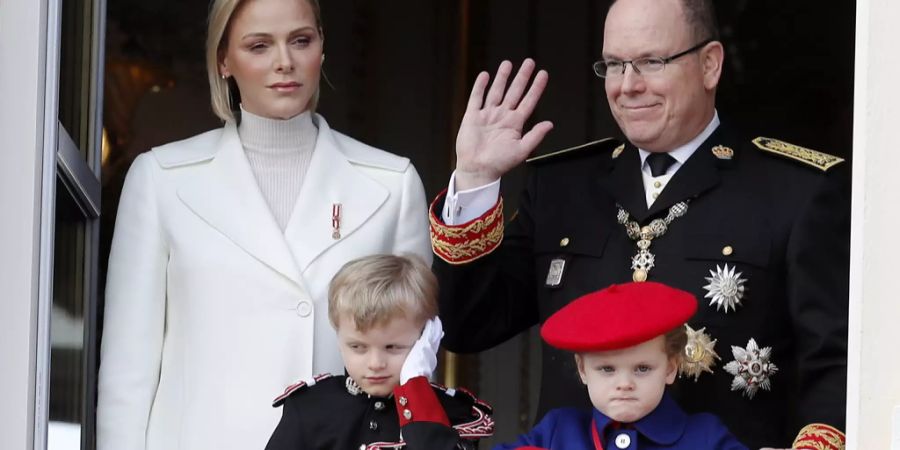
[266,254,493,449]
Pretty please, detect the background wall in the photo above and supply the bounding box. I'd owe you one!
[849,0,900,447]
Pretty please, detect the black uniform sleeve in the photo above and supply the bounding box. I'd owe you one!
[265,394,308,450]
[401,422,476,450]
[432,169,542,353]
[785,166,850,432]
[394,377,491,449]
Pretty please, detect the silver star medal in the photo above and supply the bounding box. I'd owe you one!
[723,338,778,399]
[679,324,720,381]
[703,264,747,313]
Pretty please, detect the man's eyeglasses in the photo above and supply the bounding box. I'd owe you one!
[593,39,714,78]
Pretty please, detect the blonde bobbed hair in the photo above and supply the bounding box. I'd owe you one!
[205,0,323,122]
[328,254,439,333]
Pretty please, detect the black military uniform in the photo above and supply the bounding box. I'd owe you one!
[265,374,493,450]
[429,122,849,449]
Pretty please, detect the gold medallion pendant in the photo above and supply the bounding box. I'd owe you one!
[617,201,689,282]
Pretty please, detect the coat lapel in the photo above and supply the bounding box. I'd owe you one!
[602,144,648,221]
[176,123,304,286]
[644,129,727,219]
[282,117,388,272]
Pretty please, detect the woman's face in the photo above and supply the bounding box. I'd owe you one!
[220,0,323,120]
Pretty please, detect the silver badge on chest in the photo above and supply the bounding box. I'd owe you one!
[724,338,778,399]
[545,259,566,287]
[703,264,747,313]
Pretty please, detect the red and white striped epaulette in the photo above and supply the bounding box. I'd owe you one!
[363,441,405,450]
[430,382,495,439]
[271,373,334,407]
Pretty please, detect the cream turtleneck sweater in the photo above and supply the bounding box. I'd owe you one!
[238,106,318,231]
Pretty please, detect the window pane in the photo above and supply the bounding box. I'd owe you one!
[49,177,87,449]
[59,0,97,162]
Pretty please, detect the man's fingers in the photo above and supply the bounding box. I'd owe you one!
[516,69,549,118]
[519,121,555,156]
[484,60,513,107]
[466,71,490,111]
[501,58,537,109]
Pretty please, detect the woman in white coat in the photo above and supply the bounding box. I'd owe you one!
[96,0,431,448]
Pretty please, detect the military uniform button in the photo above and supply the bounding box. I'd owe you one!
[374,401,385,411]
[722,245,734,256]
[369,419,378,431]
[615,432,631,448]
[403,409,412,420]
[398,396,408,406]
[296,300,312,317]
[559,237,570,247]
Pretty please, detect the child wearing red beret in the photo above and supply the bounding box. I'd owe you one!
[494,282,747,450]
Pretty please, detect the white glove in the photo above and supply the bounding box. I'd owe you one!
[400,317,444,384]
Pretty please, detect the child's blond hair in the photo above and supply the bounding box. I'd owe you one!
[664,326,688,363]
[328,254,437,332]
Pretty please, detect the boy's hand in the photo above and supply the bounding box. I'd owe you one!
[400,317,444,384]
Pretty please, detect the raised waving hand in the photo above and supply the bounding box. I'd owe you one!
[454,59,554,191]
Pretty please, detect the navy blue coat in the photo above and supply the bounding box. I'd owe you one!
[493,393,747,450]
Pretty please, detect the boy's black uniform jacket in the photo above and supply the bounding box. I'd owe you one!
[431,123,850,450]
[265,374,493,450]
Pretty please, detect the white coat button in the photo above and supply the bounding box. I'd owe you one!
[615,432,631,449]
[296,300,312,317]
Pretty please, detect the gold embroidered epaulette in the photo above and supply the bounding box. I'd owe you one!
[792,423,845,450]
[752,137,844,172]
[526,137,620,164]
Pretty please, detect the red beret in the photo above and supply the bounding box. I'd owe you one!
[540,282,697,352]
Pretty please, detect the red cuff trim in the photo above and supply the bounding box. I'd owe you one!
[429,189,504,265]
[793,423,845,450]
[393,376,450,427]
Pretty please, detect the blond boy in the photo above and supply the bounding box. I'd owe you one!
[266,254,492,450]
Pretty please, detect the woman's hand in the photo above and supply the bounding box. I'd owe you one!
[454,59,554,191]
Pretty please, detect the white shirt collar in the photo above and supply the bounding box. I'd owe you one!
[638,110,721,167]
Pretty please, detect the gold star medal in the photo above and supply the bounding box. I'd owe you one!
[679,324,720,381]
[703,264,747,313]
[723,338,778,399]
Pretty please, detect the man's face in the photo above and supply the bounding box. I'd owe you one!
[336,314,421,398]
[602,0,720,152]
[576,336,677,423]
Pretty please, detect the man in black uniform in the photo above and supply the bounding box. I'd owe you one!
[428,0,849,448]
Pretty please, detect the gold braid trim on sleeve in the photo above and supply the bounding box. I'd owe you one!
[792,423,845,450]
[429,190,504,265]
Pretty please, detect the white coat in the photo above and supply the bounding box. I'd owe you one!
[97,115,432,450]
